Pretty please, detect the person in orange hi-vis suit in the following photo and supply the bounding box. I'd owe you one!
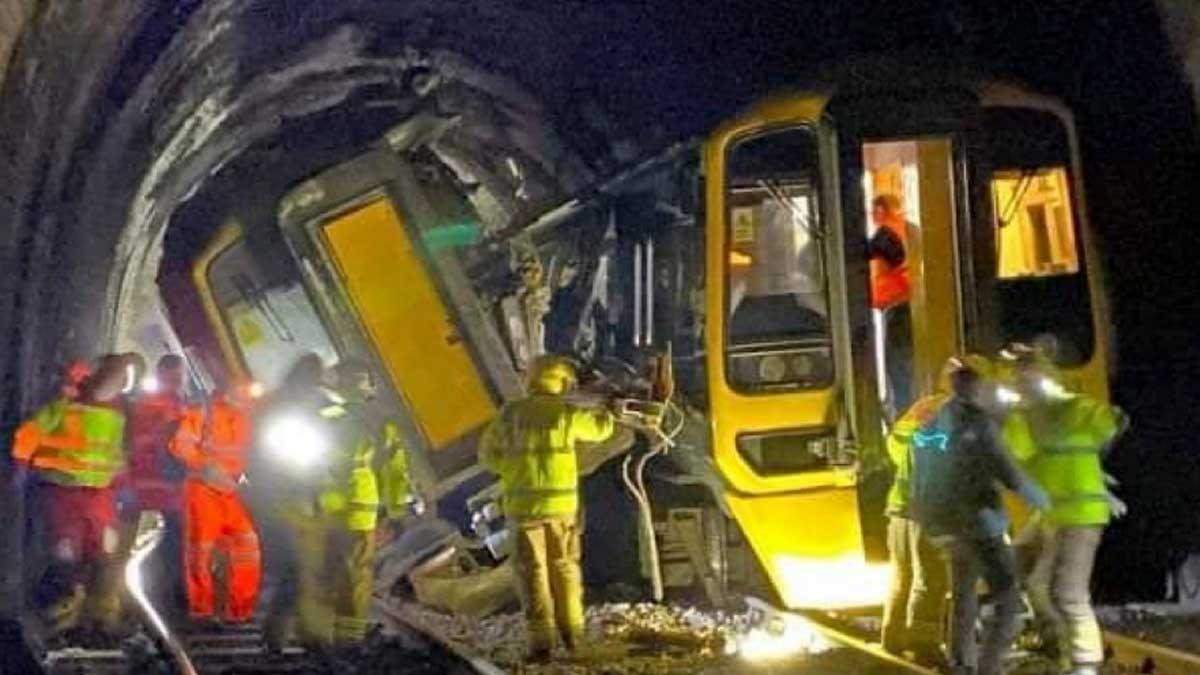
[170,380,262,625]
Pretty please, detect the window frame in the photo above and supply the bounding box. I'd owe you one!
[721,123,836,395]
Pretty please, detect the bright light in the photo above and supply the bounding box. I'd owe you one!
[995,385,1022,406]
[263,416,327,468]
[772,554,890,609]
[735,599,833,662]
[141,376,160,394]
[1038,377,1071,400]
[123,364,138,394]
[248,381,265,399]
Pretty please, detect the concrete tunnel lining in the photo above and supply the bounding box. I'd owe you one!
[0,0,637,619]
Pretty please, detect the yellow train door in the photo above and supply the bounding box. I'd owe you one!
[318,195,497,452]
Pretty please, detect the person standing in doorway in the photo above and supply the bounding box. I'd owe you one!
[869,193,913,420]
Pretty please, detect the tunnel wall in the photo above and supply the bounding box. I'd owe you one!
[0,0,636,618]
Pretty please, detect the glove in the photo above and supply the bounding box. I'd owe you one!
[1018,481,1051,512]
[1106,490,1129,519]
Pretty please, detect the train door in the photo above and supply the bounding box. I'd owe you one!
[277,149,515,501]
[705,99,891,610]
[826,92,979,558]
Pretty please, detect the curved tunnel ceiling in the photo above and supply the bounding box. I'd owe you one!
[0,1,684,411]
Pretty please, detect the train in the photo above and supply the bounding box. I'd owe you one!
[178,62,1114,612]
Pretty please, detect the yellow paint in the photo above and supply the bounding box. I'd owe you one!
[701,92,877,609]
[190,221,250,380]
[320,197,496,449]
[910,138,961,397]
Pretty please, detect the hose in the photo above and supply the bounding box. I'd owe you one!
[619,400,686,602]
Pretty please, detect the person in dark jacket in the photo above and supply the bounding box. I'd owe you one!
[909,356,1049,675]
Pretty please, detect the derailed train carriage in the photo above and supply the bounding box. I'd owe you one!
[183,63,1114,612]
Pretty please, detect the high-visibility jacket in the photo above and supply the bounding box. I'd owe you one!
[12,399,126,488]
[317,401,382,532]
[478,394,615,520]
[378,421,413,520]
[885,393,948,518]
[1005,394,1123,527]
[170,398,252,490]
[869,221,910,310]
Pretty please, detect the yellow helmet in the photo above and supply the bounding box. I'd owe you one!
[937,353,992,392]
[528,355,577,395]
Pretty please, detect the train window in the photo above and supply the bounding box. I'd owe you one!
[208,242,340,388]
[992,167,1079,278]
[724,126,833,391]
[984,108,1094,366]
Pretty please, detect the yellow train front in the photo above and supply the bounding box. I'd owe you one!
[185,66,1113,613]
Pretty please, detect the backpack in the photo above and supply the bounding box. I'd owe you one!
[908,403,968,537]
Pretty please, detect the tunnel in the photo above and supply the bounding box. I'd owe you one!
[2,1,1200,672]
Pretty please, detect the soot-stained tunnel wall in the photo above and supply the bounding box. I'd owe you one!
[0,0,666,616]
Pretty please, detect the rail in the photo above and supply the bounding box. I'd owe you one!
[798,611,943,675]
[1103,629,1200,675]
[373,598,507,675]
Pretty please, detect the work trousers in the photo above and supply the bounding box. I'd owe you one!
[182,480,261,622]
[1026,525,1105,668]
[944,535,1021,675]
[882,516,947,658]
[884,303,914,420]
[331,529,376,644]
[38,484,122,632]
[512,515,584,654]
[263,510,375,648]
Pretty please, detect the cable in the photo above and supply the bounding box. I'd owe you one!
[619,399,686,602]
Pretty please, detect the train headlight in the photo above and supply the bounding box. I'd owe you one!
[757,355,788,383]
[263,416,327,469]
[730,345,833,390]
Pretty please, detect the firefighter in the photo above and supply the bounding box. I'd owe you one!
[881,356,992,665]
[907,356,1049,675]
[170,379,262,626]
[11,358,128,640]
[478,355,615,662]
[1002,346,1128,675]
[316,359,395,645]
[126,355,189,616]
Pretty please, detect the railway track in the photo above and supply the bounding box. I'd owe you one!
[1103,629,1200,675]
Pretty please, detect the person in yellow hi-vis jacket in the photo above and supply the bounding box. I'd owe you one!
[479,355,615,662]
[255,355,412,651]
[1001,344,1128,675]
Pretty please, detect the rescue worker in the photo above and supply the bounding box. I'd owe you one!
[1002,346,1128,675]
[881,357,992,665]
[316,359,406,645]
[170,379,262,626]
[478,355,615,662]
[126,355,189,616]
[11,358,128,640]
[869,193,914,418]
[254,354,330,651]
[908,356,1049,675]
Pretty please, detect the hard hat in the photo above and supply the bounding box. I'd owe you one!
[528,355,577,395]
[64,359,92,385]
[937,353,991,392]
